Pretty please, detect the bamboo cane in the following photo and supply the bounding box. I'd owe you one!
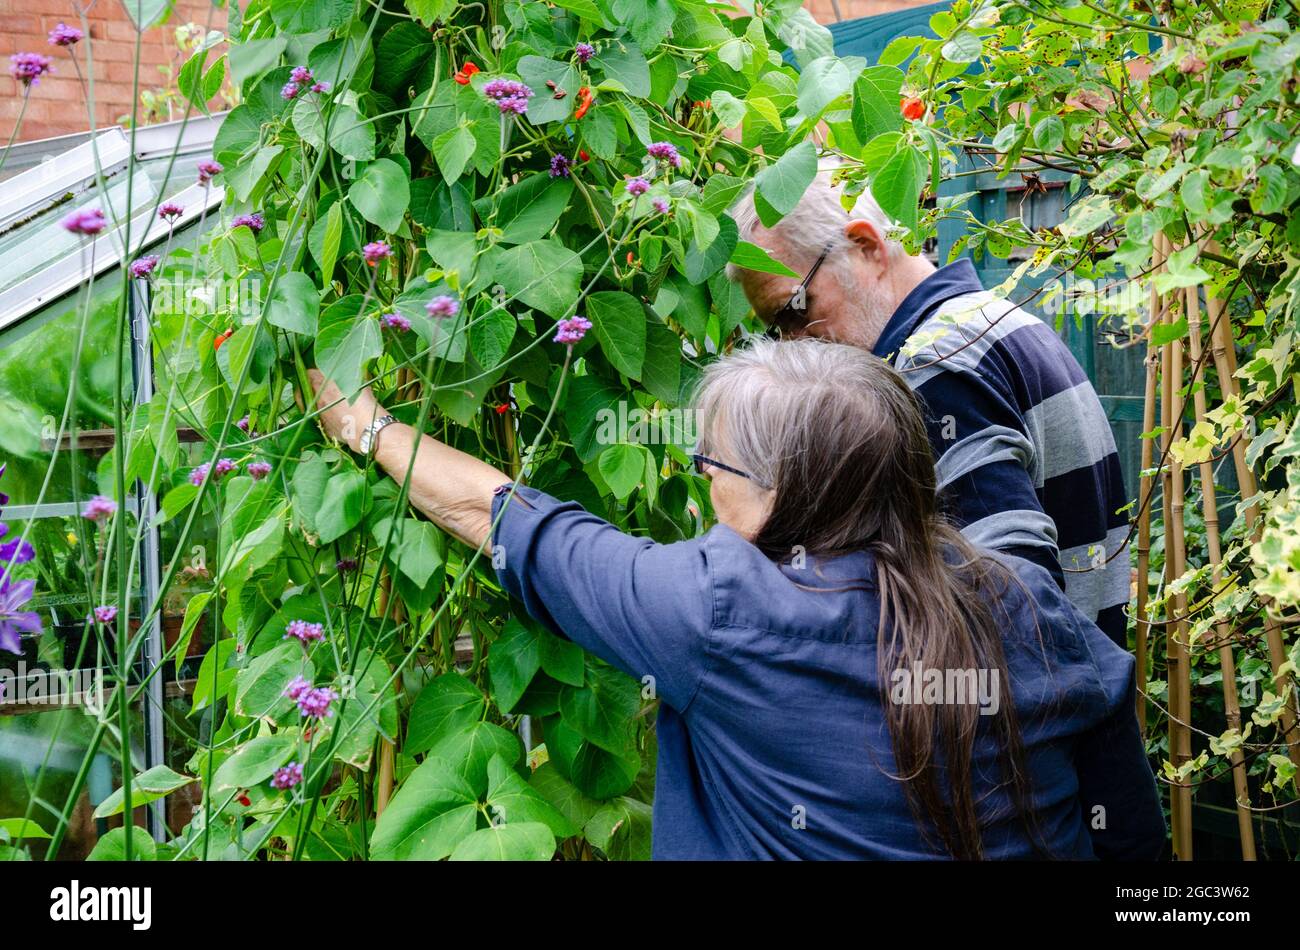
[1204,283,1300,772]
[1185,284,1256,859]
[1134,240,1166,734]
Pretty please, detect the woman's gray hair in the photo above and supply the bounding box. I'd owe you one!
[726,162,906,282]
[692,336,935,557]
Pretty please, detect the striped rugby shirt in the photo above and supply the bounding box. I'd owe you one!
[872,259,1130,646]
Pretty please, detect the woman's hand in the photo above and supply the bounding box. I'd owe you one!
[308,369,383,453]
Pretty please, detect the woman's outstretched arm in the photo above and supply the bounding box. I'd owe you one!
[308,369,508,550]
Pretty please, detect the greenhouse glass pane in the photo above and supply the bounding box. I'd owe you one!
[0,275,129,506]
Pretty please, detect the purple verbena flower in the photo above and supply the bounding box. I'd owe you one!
[232,212,264,233]
[93,605,117,624]
[48,23,83,47]
[236,415,250,433]
[646,141,682,168]
[213,458,238,479]
[9,53,53,87]
[248,461,272,481]
[285,619,325,645]
[290,66,313,85]
[83,495,117,521]
[0,575,40,655]
[483,78,533,115]
[362,241,393,265]
[281,81,300,101]
[425,295,459,318]
[61,207,106,235]
[336,557,358,574]
[380,312,411,331]
[625,176,650,197]
[293,684,339,720]
[158,201,184,221]
[575,42,595,64]
[271,761,304,790]
[0,525,34,565]
[197,159,223,185]
[129,256,159,279]
[550,153,572,178]
[553,315,593,345]
[652,197,671,214]
[284,675,311,702]
[309,82,330,94]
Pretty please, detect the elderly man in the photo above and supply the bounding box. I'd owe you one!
[728,170,1130,646]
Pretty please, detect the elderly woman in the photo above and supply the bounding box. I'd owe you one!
[310,338,1164,860]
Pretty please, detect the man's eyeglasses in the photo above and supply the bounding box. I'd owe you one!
[765,244,832,339]
[692,453,753,481]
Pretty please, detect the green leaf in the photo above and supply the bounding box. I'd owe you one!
[370,516,444,587]
[370,755,480,860]
[559,664,639,754]
[315,310,383,399]
[0,818,49,840]
[1032,115,1064,153]
[851,66,905,143]
[729,240,799,277]
[530,762,602,830]
[1059,194,1114,238]
[266,272,320,336]
[92,765,196,819]
[1251,164,1287,216]
[474,174,573,245]
[316,469,369,544]
[310,201,344,281]
[425,721,521,792]
[293,99,375,161]
[270,0,353,32]
[585,796,653,860]
[407,673,487,755]
[469,307,516,369]
[431,125,478,185]
[942,30,983,63]
[516,57,582,125]
[484,755,578,837]
[122,0,173,30]
[87,826,156,861]
[235,641,310,720]
[493,239,583,318]
[566,375,627,462]
[586,291,647,379]
[348,158,410,233]
[870,145,923,235]
[797,55,863,119]
[448,822,555,860]
[212,735,297,791]
[547,717,640,799]
[641,319,683,406]
[595,41,651,99]
[754,140,818,223]
[683,212,738,284]
[598,444,646,500]
[489,620,543,713]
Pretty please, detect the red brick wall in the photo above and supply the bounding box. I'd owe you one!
[0,0,225,142]
[0,0,934,143]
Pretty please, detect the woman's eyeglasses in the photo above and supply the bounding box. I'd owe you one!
[765,244,833,339]
[692,454,753,481]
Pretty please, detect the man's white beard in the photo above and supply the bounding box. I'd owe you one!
[817,281,894,350]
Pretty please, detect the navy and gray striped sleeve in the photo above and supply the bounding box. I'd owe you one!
[908,361,1065,589]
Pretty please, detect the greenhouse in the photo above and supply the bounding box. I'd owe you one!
[0,0,1298,912]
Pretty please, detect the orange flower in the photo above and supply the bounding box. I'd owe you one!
[494,403,510,415]
[453,62,480,85]
[574,85,594,119]
[900,96,925,120]
[213,327,233,351]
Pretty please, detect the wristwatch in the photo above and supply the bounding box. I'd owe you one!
[358,415,397,455]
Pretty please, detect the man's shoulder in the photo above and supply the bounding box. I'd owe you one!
[897,292,1068,380]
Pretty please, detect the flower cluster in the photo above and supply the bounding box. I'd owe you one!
[483,78,533,115]
[453,61,479,85]
[285,619,325,645]
[189,458,238,486]
[48,23,83,47]
[197,159,223,185]
[82,495,117,522]
[652,197,671,215]
[9,53,53,87]
[129,256,159,279]
[336,557,358,573]
[158,201,184,222]
[549,153,572,179]
[625,177,649,197]
[284,676,339,720]
[362,241,393,265]
[554,315,592,345]
[0,466,39,656]
[646,141,682,169]
[271,762,304,790]
[426,295,459,318]
[232,212,264,233]
[380,311,410,331]
[236,415,250,433]
[282,66,329,100]
[93,605,117,625]
[248,461,272,481]
[575,42,595,64]
[61,207,105,235]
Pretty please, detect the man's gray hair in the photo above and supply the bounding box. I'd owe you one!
[726,162,905,281]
